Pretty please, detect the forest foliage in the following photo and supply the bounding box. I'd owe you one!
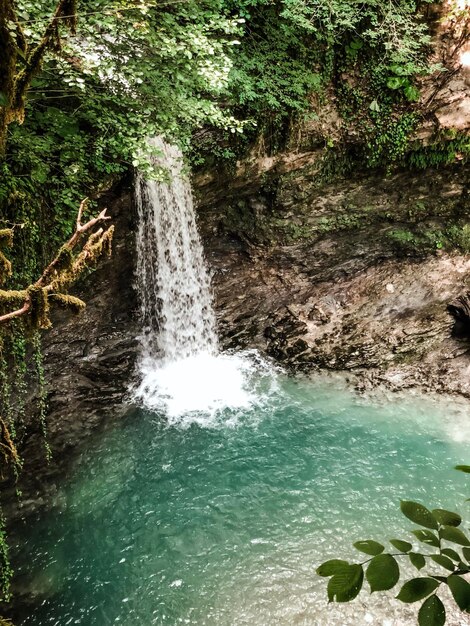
[0,0,458,285]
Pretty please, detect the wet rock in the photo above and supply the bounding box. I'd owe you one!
[448,291,470,336]
[202,164,470,399]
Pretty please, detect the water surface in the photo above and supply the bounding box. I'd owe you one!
[15,368,470,625]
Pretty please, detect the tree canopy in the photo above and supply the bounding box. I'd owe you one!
[1,0,451,285]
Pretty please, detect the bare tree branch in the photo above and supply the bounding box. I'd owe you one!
[0,300,31,324]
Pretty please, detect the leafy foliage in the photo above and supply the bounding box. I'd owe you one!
[0,0,449,282]
[317,466,470,625]
[1,0,247,283]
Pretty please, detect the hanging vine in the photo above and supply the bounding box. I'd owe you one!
[9,323,26,431]
[31,331,49,461]
[0,513,12,603]
[0,198,113,462]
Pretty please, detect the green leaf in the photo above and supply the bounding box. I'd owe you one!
[441,548,461,561]
[455,465,470,473]
[418,595,445,626]
[389,64,407,75]
[353,540,384,556]
[387,76,406,90]
[369,99,380,112]
[401,501,438,530]
[430,555,455,572]
[390,539,412,553]
[397,578,439,603]
[462,547,470,562]
[316,560,349,577]
[440,525,470,547]
[349,39,363,50]
[410,552,426,571]
[403,84,420,102]
[327,564,364,602]
[447,574,470,611]
[0,92,8,107]
[432,509,461,527]
[366,554,399,592]
[412,530,440,547]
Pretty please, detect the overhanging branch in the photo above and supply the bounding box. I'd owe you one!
[0,198,113,327]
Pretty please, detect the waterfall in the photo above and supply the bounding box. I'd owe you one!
[133,137,275,424]
[134,137,218,363]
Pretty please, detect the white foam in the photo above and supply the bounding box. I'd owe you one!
[133,138,278,426]
[133,350,278,427]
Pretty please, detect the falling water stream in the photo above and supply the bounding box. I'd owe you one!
[13,140,470,625]
[134,137,217,364]
[132,137,264,423]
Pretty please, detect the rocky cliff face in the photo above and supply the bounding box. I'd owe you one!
[197,164,470,397]
[192,0,470,396]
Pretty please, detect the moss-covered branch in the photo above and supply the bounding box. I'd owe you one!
[0,198,113,328]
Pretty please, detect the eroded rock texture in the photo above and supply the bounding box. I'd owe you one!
[197,165,470,396]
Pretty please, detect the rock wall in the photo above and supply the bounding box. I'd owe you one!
[192,0,470,395]
[197,163,470,396]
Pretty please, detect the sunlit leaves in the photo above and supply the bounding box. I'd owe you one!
[403,84,420,102]
[2,0,248,277]
[387,76,405,89]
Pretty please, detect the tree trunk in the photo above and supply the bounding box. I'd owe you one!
[0,0,18,158]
